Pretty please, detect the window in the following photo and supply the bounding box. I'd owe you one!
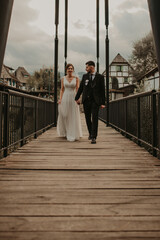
[124,77,128,83]
[13,80,15,86]
[116,65,123,72]
[123,65,128,71]
[111,66,116,71]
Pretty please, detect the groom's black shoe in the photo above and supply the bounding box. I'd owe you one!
[88,135,92,140]
[91,138,96,144]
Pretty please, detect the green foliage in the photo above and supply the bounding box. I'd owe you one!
[27,67,56,91]
[129,32,157,80]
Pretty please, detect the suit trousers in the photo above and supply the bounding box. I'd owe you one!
[83,99,99,139]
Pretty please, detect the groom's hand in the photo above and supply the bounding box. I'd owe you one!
[100,105,105,109]
[76,99,81,105]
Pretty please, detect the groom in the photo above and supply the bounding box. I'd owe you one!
[75,61,105,144]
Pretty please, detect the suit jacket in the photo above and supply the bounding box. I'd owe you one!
[75,72,105,106]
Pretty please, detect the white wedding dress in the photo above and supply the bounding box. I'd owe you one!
[57,76,82,141]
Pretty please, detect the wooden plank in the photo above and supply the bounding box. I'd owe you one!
[1,180,160,189]
[0,232,160,240]
[0,203,160,216]
[0,216,160,231]
[1,192,160,204]
[0,114,160,238]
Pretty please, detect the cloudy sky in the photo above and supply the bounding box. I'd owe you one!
[4,0,151,75]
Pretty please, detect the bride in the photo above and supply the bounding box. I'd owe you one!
[57,63,82,141]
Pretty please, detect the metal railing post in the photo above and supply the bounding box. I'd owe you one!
[158,93,160,159]
[0,92,2,151]
[4,94,9,157]
[152,92,157,157]
[124,99,127,137]
[20,96,24,147]
[34,100,38,139]
[137,97,141,146]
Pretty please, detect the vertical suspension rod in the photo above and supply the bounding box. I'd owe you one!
[96,0,100,72]
[105,0,109,126]
[54,0,59,126]
[64,0,68,75]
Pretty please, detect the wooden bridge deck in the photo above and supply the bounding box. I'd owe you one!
[0,114,160,239]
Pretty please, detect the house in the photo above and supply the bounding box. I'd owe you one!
[103,53,134,89]
[137,66,159,92]
[102,53,135,100]
[0,64,20,88]
[15,67,30,91]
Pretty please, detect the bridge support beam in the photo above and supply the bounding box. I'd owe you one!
[0,0,14,74]
[148,0,160,85]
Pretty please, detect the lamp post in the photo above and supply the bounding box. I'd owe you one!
[54,0,59,126]
[105,0,109,126]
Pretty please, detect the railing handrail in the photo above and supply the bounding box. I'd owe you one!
[110,90,156,103]
[6,89,53,102]
[0,90,55,158]
[99,89,160,158]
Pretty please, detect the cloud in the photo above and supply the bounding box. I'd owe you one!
[73,20,85,29]
[118,0,149,11]
[4,0,152,75]
[108,0,151,63]
[5,0,53,73]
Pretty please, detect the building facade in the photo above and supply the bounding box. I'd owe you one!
[15,67,30,90]
[0,64,20,88]
[109,53,134,88]
[103,53,134,89]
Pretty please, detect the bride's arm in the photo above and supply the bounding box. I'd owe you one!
[59,78,64,104]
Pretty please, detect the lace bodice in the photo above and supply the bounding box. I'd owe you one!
[64,76,76,91]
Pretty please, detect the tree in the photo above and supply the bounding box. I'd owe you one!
[26,75,38,91]
[129,32,157,80]
[27,67,54,91]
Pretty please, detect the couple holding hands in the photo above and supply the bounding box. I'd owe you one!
[57,60,105,144]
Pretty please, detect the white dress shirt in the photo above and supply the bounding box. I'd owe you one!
[91,72,96,80]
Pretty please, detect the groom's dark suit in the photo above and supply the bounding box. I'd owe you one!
[75,72,105,139]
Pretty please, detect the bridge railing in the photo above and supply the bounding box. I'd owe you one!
[99,90,160,158]
[0,89,55,158]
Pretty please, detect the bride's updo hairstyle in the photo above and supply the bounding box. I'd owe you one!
[66,63,74,71]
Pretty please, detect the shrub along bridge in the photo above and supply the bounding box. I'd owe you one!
[1,0,160,239]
